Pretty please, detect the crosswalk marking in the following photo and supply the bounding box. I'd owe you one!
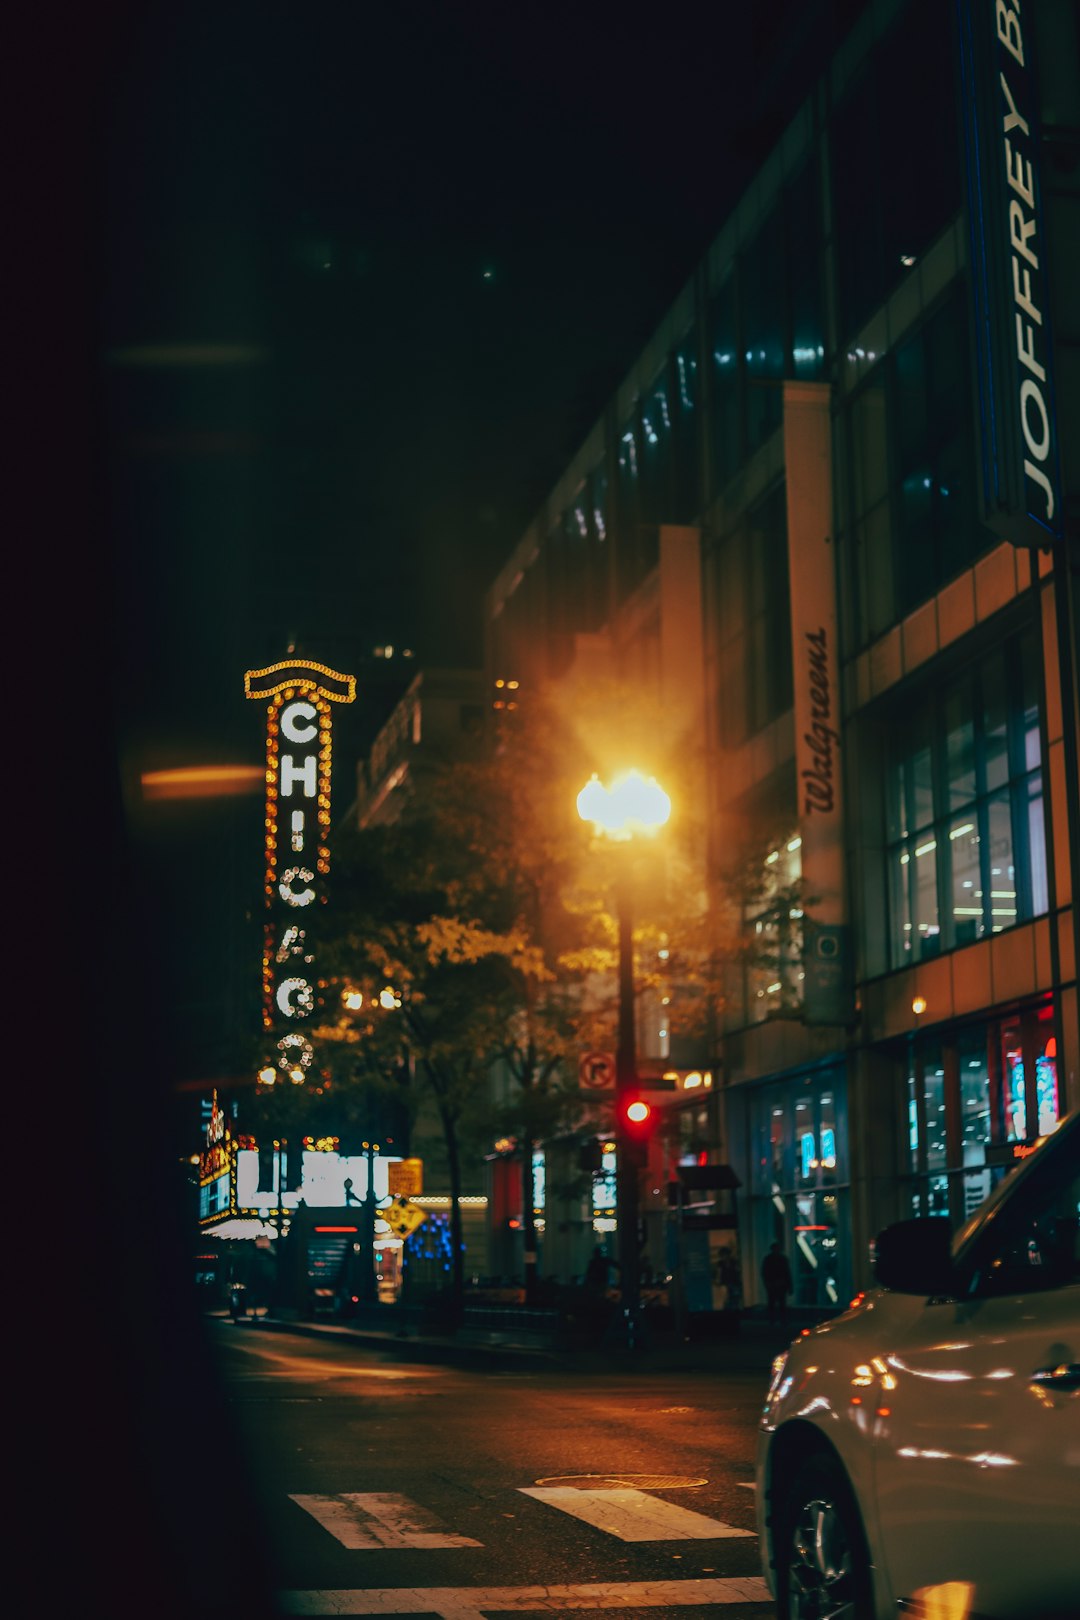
[289,1492,482,1549]
[279,1576,773,1615]
[518,1486,755,1542]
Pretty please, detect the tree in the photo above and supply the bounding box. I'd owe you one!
[310,676,750,1309]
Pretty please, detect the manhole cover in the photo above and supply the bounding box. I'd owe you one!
[534,1473,707,1490]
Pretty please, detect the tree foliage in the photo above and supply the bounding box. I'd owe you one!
[308,677,760,1306]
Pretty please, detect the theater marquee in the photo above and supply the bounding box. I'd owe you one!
[244,658,356,1082]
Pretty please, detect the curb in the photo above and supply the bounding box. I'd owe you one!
[213,1312,798,1378]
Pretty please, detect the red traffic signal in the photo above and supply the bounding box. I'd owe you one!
[619,1095,654,1140]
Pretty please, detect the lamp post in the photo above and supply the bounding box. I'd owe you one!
[577,770,671,1352]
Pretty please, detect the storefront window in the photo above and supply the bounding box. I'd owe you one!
[1001,1003,1060,1142]
[904,1000,1060,1221]
[922,1048,947,1170]
[958,1025,991,1217]
[750,1067,849,1310]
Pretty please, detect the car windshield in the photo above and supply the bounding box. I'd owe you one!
[951,1111,1078,1259]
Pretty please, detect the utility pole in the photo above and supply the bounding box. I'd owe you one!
[272,1136,287,1310]
[615,874,642,1351]
[357,1138,380,1307]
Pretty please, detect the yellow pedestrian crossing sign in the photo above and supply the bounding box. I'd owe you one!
[382,1195,427,1238]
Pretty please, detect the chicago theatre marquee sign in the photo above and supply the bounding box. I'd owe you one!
[244,658,356,1080]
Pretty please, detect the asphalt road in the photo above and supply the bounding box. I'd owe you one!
[210,1321,777,1619]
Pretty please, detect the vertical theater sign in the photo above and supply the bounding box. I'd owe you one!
[244,658,356,1081]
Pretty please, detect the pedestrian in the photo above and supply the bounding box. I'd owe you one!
[761,1241,793,1324]
[584,1245,608,1298]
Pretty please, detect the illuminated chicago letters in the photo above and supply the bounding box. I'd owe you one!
[244,660,356,1069]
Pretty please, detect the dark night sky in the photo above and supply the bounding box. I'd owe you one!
[76,0,854,1085]
[95,1,840,761]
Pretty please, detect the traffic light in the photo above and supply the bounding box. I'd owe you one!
[620,1095,653,1138]
[618,1094,654,1165]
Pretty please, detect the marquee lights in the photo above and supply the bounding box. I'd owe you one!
[247,660,355,1080]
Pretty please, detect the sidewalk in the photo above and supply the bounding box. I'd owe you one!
[214,1306,809,1379]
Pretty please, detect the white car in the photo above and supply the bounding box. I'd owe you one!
[756,1108,1079,1619]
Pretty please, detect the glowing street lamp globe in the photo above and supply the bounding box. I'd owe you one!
[576,769,671,840]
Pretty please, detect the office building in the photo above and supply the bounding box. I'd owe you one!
[483,0,1079,1308]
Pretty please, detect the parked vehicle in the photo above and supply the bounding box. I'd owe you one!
[756,1109,1079,1619]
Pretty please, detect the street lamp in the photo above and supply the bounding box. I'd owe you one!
[577,770,670,1351]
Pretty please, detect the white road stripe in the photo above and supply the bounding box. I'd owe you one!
[289,1492,482,1549]
[279,1576,773,1614]
[518,1486,755,1542]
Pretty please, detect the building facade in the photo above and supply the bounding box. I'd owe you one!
[348,667,487,829]
[482,0,1079,1311]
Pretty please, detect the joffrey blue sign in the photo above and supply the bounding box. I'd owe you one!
[957,0,1063,547]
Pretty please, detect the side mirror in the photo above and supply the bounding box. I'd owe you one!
[872,1216,956,1296]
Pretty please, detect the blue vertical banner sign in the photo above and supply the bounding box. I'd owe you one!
[956,0,1063,547]
[245,659,356,1084]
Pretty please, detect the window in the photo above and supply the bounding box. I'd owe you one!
[787,162,825,382]
[640,368,673,523]
[998,1002,1060,1144]
[614,408,659,605]
[632,346,702,527]
[746,832,804,1024]
[830,0,960,340]
[548,471,610,673]
[671,335,701,521]
[750,1067,850,1310]
[615,411,640,530]
[708,275,741,491]
[884,632,1045,968]
[839,288,997,649]
[742,208,786,451]
[904,1001,1062,1225]
[892,296,986,618]
[707,176,825,499]
[590,461,608,546]
[712,484,793,748]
